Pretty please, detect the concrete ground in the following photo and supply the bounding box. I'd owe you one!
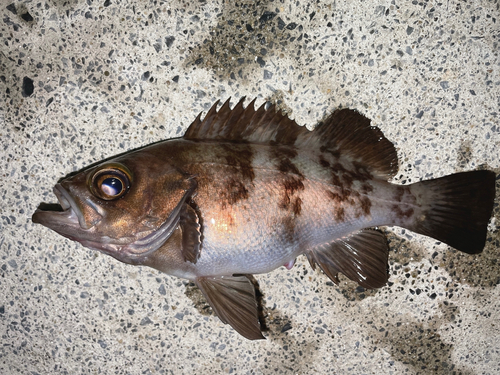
[1,0,499,374]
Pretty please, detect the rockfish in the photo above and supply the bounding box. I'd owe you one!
[32,98,496,340]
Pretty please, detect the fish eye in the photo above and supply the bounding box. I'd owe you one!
[90,164,132,201]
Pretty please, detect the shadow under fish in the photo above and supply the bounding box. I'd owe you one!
[32,98,496,340]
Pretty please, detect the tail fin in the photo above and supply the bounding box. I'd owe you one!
[409,170,496,254]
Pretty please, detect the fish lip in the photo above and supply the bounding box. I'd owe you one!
[54,184,92,229]
[32,184,93,230]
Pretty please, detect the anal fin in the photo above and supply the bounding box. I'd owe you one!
[307,229,389,289]
[195,275,265,340]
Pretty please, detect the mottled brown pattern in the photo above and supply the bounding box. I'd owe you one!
[361,182,374,194]
[331,172,342,188]
[279,177,305,211]
[270,143,298,159]
[320,145,341,159]
[358,195,372,217]
[281,216,296,242]
[352,161,373,181]
[336,206,346,222]
[326,183,352,202]
[215,144,255,208]
[328,160,355,189]
[278,158,304,177]
[325,189,354,223]
[331,161,347,173]
[326,190,343,203]
[221,178,249,207]
[319,156,330,168]
[268,147,306,241]
[292,197,302,216]
[340,172,354,188]
[394,186,412,201]
[393,205,414,219]
[392,186,416,220]
[221,144,255,181]
[326,186,372,220]
[268,147,305,217]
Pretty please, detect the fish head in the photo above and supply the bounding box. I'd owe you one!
[32,149,195,264]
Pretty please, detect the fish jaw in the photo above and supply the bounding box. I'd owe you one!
[32,183,99,238]
[32,184,132,254]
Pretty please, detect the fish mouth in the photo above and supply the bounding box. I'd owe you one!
[33,178,197,264]
[32,183,181,263]
[32,184,91,234]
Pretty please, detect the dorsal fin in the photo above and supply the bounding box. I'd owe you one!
[297,108,398,178]
[184,98,398,178]
[183,97,309,145]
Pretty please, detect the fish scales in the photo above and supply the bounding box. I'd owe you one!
[32,97,496,340]
[176,142,407,276]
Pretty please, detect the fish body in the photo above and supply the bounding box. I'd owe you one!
[126,141,408,278]
[33,98,496,340]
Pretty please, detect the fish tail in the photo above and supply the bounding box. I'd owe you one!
[408,170,496,254]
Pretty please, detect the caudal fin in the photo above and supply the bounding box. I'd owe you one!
[409,170,496,254]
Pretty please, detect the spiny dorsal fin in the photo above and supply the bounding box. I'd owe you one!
[183,97,309,145]
[184,98,398,178]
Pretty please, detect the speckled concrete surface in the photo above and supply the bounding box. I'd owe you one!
[1,1,499,374]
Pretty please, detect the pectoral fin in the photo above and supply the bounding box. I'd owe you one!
[195,275,265,340]
[307,229,389,289]
[179,203,202,263]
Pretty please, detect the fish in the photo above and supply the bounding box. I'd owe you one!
[32,97,496,340]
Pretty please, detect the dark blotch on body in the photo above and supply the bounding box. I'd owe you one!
[320,145,341,159]
[352,161,373,182]
[336,206,345,222]
[279,177,305,211]
[394,186,412,201]
[359,196,372,217]
[270,147,306,242]
[329,161,354,189]
[393,205,415,220]
[326,185,351,203]
[221,144,255,181]
[325,189,351,222]
[221,178,249,207]
[217,144,255,208]
[278,158,304,178]
[361,182,374,194]
[292,197,302,216]
[326,187,372,221]
[271,144,298,160]
[326,190,343,203]
[270,147,305,215]
[392,186,416,220]
[319,156,330,168]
